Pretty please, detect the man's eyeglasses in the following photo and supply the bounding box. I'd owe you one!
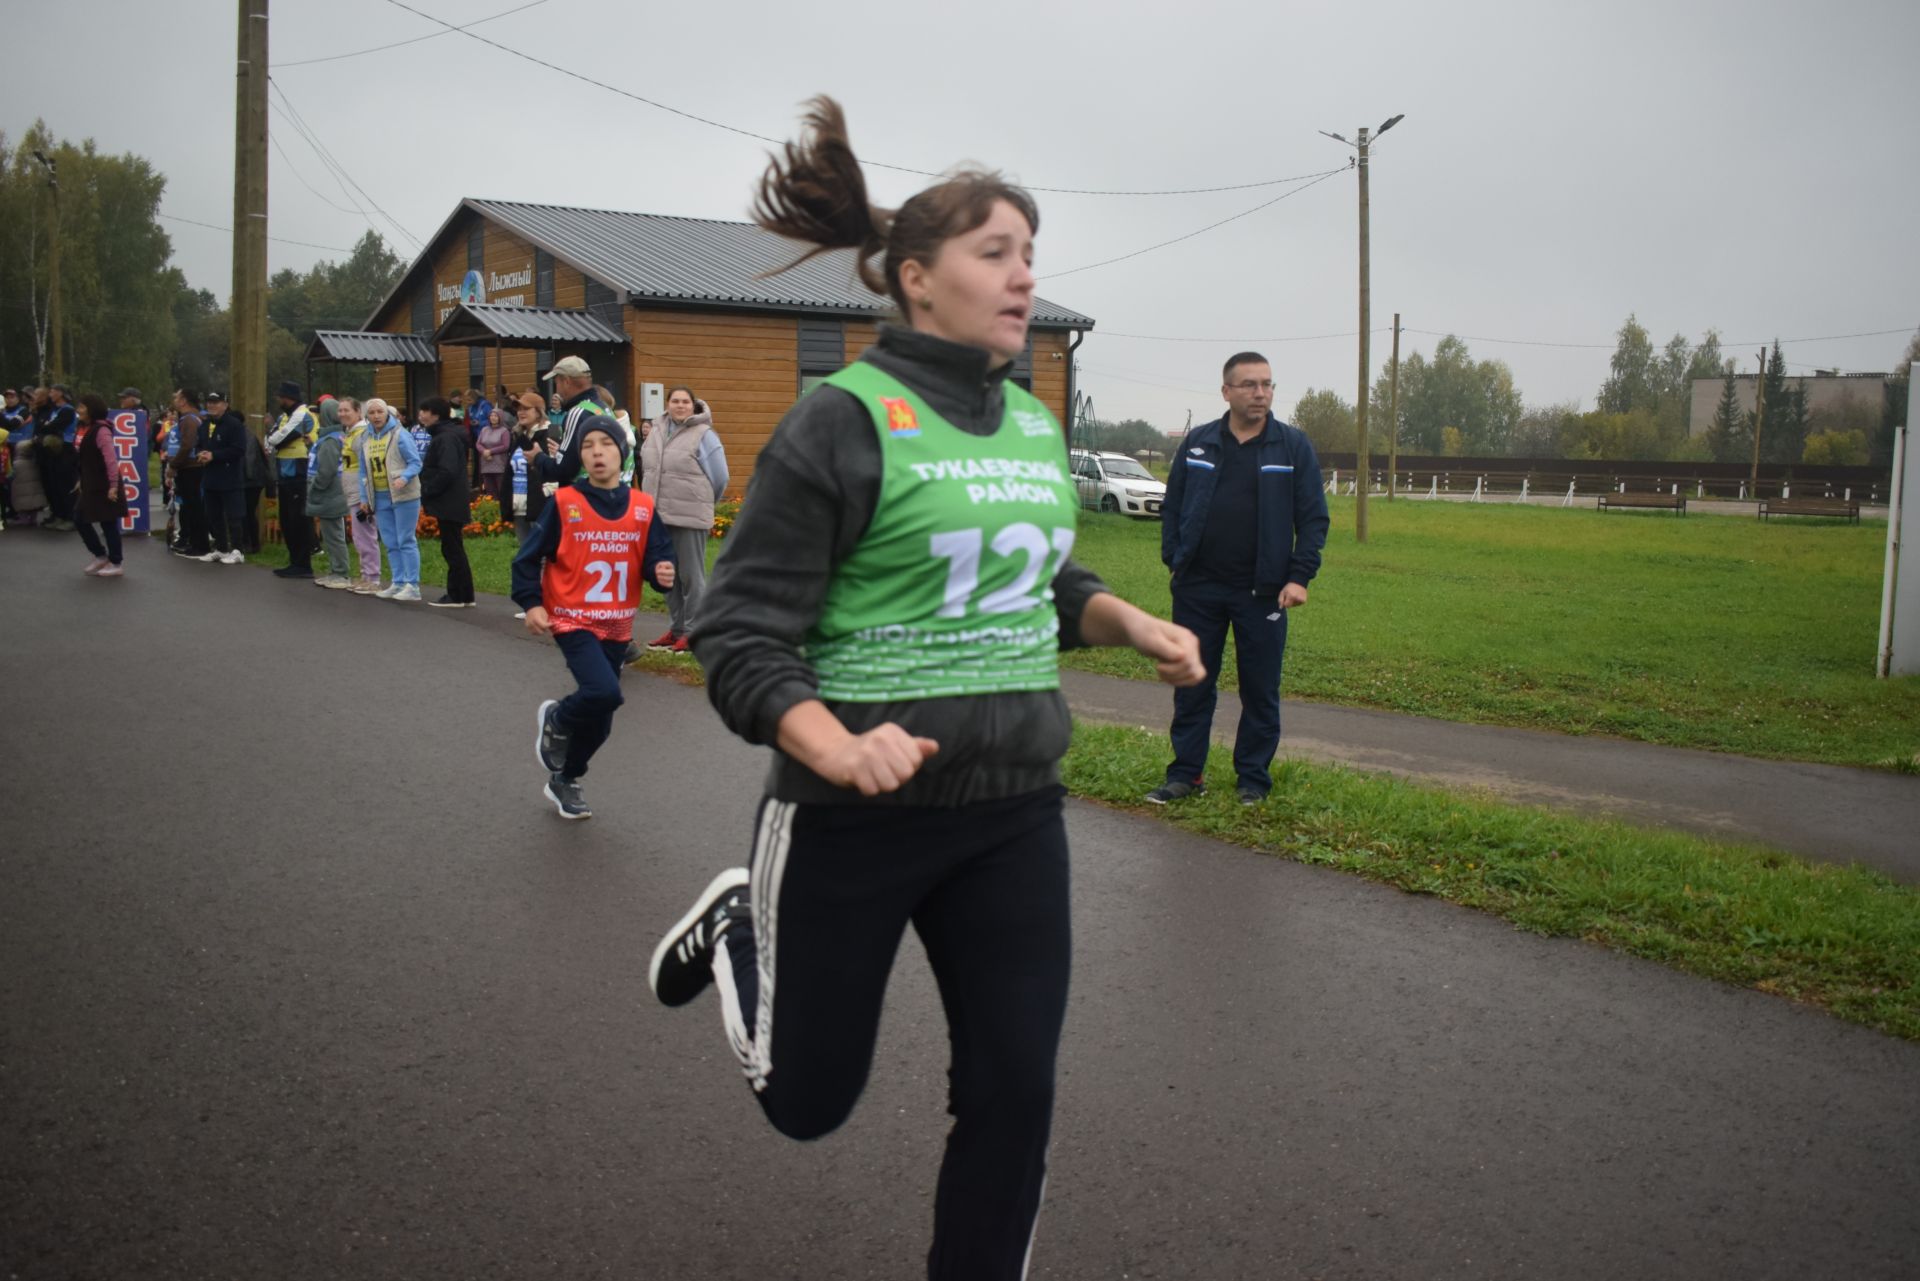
[1227,380,1275,392]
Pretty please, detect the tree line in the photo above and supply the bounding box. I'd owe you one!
[1289,317,1916,470]
[1,121,404,401]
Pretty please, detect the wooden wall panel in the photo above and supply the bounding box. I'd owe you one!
[374,365,405,406]
[1029,331,1070,424]
[552,264,585,311]
[626,308,800,499]
[481,225,539,308]
[845,320,881,362]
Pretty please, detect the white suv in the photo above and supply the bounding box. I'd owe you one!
[1070,450,1166,517]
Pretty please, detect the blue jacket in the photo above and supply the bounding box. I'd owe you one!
[1160,413,1329,593]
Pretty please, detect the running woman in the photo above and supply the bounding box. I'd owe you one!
[647,98,1205,1280]
[511,415,675,819]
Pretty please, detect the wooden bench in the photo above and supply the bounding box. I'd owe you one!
[1758,497,1859,523]
[1597,492,1686,515]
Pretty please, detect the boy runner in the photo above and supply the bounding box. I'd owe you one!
[510,415,675,819]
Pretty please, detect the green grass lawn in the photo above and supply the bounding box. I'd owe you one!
[1063,499,1920,769]
[1067,722,1920,1042]
[243,520,1916,1036]
[250,495,1920,768]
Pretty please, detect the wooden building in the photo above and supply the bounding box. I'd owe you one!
[308,199,1096,496]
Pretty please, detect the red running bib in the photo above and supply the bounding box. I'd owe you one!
[540,485,657,641]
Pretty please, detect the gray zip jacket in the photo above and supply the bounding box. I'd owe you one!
[693,325,1109,807]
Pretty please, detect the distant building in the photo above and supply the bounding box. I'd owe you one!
[1687,370,1887,437]
[306,198,1094,496]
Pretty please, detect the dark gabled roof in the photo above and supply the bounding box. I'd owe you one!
[433,304,628,348]
[462,199,1095,330]
[307,330,438,364]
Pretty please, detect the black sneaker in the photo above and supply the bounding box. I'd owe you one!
[428,595,464,608]
[274,567,314,580]
[1237,786,1267,807]
[650,867,751,1007]
[544,772,591,820]
[1144,780,1204,805]
[534,699,570,773]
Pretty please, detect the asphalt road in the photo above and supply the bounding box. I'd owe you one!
[3,531,1917,1280]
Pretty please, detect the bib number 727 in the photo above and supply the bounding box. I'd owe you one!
[929,523,1076,619]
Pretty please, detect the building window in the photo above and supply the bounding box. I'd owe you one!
[798,318,845,394]
[584,278,621,330]
[410,284,431,335]
[467,222,484,272]
[1012,333,1033,392]
[535,251,554,308]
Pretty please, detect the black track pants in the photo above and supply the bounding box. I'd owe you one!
[715,786,1071,1281]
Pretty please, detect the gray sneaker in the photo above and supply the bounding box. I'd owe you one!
[1237,786,1267,807]
[1144,780,1204,805]
[535,699,570,773]
[544,772,591,820]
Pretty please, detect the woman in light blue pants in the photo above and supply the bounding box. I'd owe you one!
[354,398,424,602]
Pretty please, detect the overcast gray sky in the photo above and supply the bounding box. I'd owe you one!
[8,0,1918,428]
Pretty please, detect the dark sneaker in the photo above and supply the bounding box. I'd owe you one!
[1144,780,1204,805]
[1237,786,1267,807]
[650,867,751,1007]
[534,699,569,773]
[274,567,313,580]
[544,772,591,820]
[428,595,464,608]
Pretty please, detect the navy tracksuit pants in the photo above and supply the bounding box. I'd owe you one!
[553,630,629,779]
[1166,575,1288,795]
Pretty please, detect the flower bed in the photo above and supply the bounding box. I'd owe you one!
[419,494,512,539]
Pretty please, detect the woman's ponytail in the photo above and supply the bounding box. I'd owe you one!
[751,96,893,298]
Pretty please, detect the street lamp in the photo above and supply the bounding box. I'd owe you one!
[1321,113,1405,543]
[31,148,62,382]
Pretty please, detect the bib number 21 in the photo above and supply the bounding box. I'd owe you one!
[930,523,1075,619]
[583,559,631,603]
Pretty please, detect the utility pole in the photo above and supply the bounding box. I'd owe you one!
[1748,346,1767,501]
[231,0,270,434]
[1387,312,1401,499]
[1322,114,1401,541]
[1354,125,1371,540]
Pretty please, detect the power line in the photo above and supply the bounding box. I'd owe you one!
[158,212,354,253]
[267,128,365,218]
[266,78,424,251]
[375,0,1341,198]
[1402,325,1917,352]
[1036,165,1349,280]
[1077,363,1215,396]
[278,0,548,67]
[266,96,393,248]
[1094,327,1375,344]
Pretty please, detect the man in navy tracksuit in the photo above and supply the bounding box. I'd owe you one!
[1152,351,1330,806]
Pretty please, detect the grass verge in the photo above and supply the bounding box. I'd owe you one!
[1063,500,1920,768]
[1065,721,1920,1041]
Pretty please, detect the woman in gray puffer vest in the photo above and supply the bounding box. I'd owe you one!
[306,398,354,588]
[639,386,729,652]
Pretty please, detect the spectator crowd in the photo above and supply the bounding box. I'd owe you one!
[0,360,728,634]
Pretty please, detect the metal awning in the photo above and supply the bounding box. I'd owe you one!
[432,304,628,348]
[306,330,439,364]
